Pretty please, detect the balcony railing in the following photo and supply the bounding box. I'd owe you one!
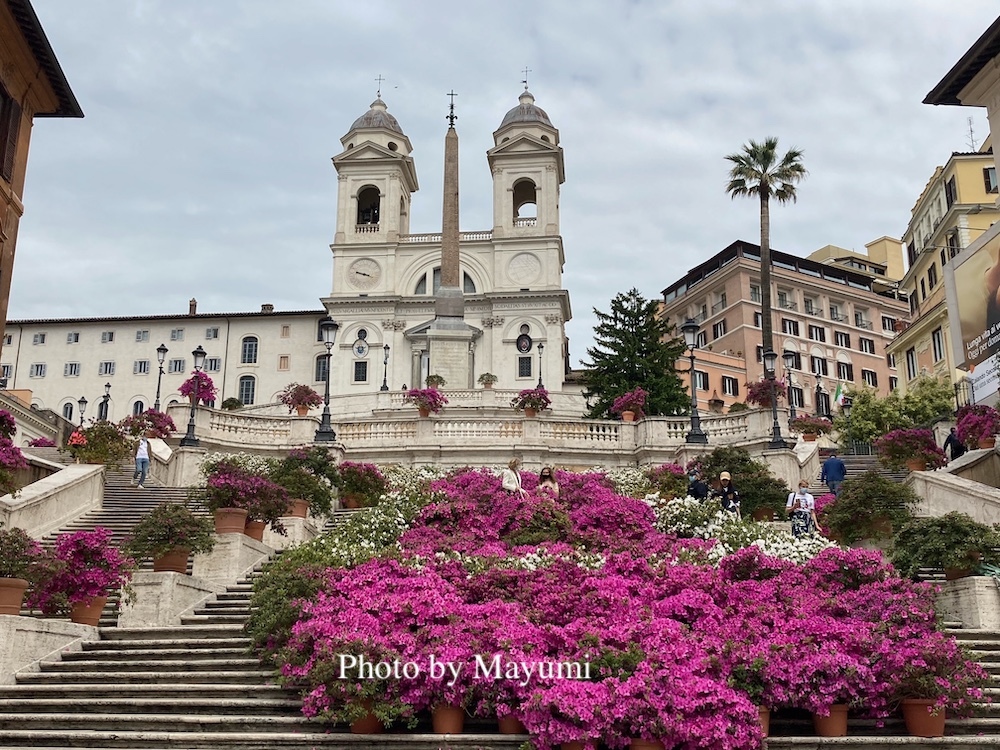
[513,217,537,227]
[779,300,797,311]
[711,300,727,314]
[694,312,708,323]
[805,306,824,318]
[855,319,874,330]
[355,224,380,234]
[829,312,846,322]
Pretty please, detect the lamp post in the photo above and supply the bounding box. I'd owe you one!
[315,316,340,442]
[814,376,824,417]
[782,350,797,421]
[179,346,207,447]
[380,344,390,392]
[154,343,168,411]
[77,396,87,427]
[681,318,707,444]
[763,349,786,449]
[537,342,545,388]
[100,382,111,421]
[842,396,854,455]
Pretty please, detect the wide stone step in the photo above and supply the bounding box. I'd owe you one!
[65,648,251,662]
[84,637,251,651]
[98,625,245,640]
[0,684,291,700]
[180,615,252,625]
[15,669,274,685]
[38,658,260,673]
[0,714,327,733]
[0,697,302,714]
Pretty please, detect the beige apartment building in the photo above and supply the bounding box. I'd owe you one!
[661,239,909,414]
[886,144,1000,396]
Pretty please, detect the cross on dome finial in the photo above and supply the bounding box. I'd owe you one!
[521,66,531,90]
[446,90,458,128]
[375,73,385,98]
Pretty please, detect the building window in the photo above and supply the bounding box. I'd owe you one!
[204,357,221,373]
[859,338,876,354]
[170,328,184,341]
[782,350,802,370]
[721,376,739,397]
[808,325,826,342]
[135,329,149,342]
[750,284,761,303]
[168,358,185,374]
[753,311,762,328]
[133,400,145,416]
[32,333,46,345]
[862,369,878,388]
[97,399,109,420]
[920,279,927,301]
[62,403,73,421]
[241,336,258,364]
[882,316,896,332]
[810,357,828,377]
[695,331,707,348]
[790,387,804,408]
[64,362,80,377]
[905,348,917,380]
[835,331,851,348]
[29,363,46,378]
[0,84,20,183]
[101,331,114,343]
[66,332,79,344]
[945,175,958,208]
[854,310,871,329]
[353,361,368,383]
[238,375,256,405]
[694,370,709,391]
[3,335,10,346]
[889,376,899,391]
[777,291,794,310]
[928,263,938,289]
[829,304,844,322]
[817,392,831,417]
[781,319,799,336]
[205,327,219,340]
[315,354,328,382]
[278,355,290,371]
[932,327,944,362]
[0,363,10,379]
[712,319,727,339]
[518,356,533,378]
[99,361,116,377]
[756,346,763,363]
[280,325,290,338]
[886,353,896,369]
[836,362,854,381]
[985,166,998,194]
[134,360,150,375]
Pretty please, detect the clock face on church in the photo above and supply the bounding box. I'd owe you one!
[507,253,541,285]
[347,258,382,290]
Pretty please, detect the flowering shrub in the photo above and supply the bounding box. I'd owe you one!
[27,437,56,448]
[510,387,551,412]
[178,370,218,404]
[0,525,43,579]
[335,461,387,506]
[789,414,833,435]
[403,388,449,414]
[745,378,786,406]
[477,372,498,386]
[611,387,647,419]
[644,462,687,498]
[197,462,291,535]
[119,410,176,439]
[956,403,1000,448]
[124,502,217,560]
[278,383,323,413]
[875,427,947,470]
[0,435,27,497]
[63,419,133,467]
[27,527,135,614]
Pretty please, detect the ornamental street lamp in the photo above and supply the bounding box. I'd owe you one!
[763,349,786,449]
[77,396,87,427]
[100,382,111,421]
[315,317,340,442]
[842,396,854,454]
[179,346,207,447]
[380,344,391,392]
[537,341,545,388]
[782,350,797,421]
[814,376,824,418]
[681,318,707,444]
[154,343,168,411]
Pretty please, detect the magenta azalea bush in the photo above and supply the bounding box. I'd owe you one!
[178,370,218,404]
[0,409,28,496]
[745,378,786,407]
[120,410,176,439]
[611,387,647,419]
[956,403,1000,448]
[511,387,551,412]
[261,467,988,748]
[403,388,449,414]
[279,383,323,412]
[875,428,947,471]
[27,436,56,448]
[789,415,833,435]
[199,462,291,535]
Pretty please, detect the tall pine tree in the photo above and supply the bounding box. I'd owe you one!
[581,288,688,418]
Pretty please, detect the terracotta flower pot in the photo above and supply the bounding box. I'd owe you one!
[803,433,818,442]
[350,699,382,734]
[244,520,266,541]
[944,566,974,580]
[905,458,928,471]
[343,495,362,509]
[752,507,775,521]
[812,703,848,737]
[758,706,770,736]
[497,715,526,734]
[621,410,636,422]
[901,698,945,737]
[295,405,309,417]
[630,739,665,750]
[0,576,29,615]
[286,498,309,518]
[151,547,190,574]
[213,508,249,534]
[978,436,996,449]
[431,703,464,733]
[523,407,538,418]
[560,743,588,750]
[418,406,431,418]
[70,595,108,627]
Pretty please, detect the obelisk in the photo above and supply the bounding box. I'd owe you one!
[428,91,474,387]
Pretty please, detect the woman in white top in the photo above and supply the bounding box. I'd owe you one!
[501,458,528,498]
[785,480,818,537]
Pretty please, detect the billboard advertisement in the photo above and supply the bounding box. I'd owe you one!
[948,224,1000,370]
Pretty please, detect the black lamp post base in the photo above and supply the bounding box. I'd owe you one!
[314,429,337,443]
[768,437,788,450]
[179,436,200,447]
[685,431,709,444]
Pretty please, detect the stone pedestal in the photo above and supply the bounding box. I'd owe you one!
[192,533,271,586]
[936,575,1000,629]
[0,615,99,685]
[118,572,226,628]
[263,516,321,551]
[427,322,474,390]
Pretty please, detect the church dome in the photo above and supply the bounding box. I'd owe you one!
[499,90,553,128]
[350,98,405,134]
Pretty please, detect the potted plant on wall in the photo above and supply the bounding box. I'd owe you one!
[279,383,324,416]
[510,387,551,418]
[891,512,1000,580]
[124,503,217,574]
[611,387,647,422]
[221,397,243,411]
[403,387,449,417]
[789,415,834,442]
[334,461,387,509]
[63,419,135,468]
[745,378,786,409]
[179,370,218,405]
[477,373,498,389]
[0,525,43,615]
[956,403,1000,450]
[874,428,947,471]
[271,447,334,518]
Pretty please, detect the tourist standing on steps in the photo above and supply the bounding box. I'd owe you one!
[687,469,709,500]
[821,452,847,496]
[944,427,967,462]
[501,458,528,498]
[132,432,151,489]
[713,471,741,520]
[537,466,560,498]
[786,480,818,537]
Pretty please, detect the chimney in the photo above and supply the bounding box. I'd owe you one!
[261,303,274,314]
[188,298,197,316]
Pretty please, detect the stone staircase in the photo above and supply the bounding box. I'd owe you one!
[807,453,910,497]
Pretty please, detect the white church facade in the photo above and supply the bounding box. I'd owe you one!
[1,89,574,421]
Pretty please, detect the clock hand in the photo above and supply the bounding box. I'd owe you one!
[356,271,371,277]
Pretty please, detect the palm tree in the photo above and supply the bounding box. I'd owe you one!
[725,137,807,355]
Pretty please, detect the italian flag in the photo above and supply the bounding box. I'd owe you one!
[834,381,844,406]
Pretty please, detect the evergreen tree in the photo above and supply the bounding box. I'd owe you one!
[581,288,688,418]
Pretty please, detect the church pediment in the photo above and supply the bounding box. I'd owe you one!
[334,141,409,163]
[487,133,558,158]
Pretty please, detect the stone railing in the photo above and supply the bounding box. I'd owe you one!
[0,463,105,537]
[400,230,493,243]
[355,224,379,233]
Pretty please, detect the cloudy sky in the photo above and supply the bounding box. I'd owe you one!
[11,1,1000,364]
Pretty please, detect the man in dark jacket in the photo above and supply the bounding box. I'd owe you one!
[687,469,709,500]
[944,427,967,462]
[821,452,847,496]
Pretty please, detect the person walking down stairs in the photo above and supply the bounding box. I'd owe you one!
[131,432,151,489]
